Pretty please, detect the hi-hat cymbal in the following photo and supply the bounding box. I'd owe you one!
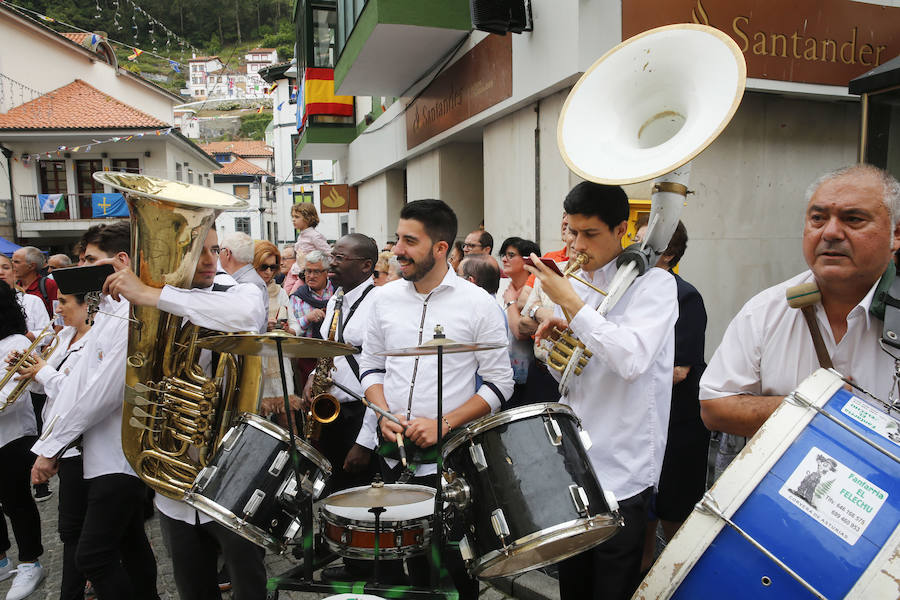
[376,339,505,357]
[196,332,358,358]
[325,484,434,508]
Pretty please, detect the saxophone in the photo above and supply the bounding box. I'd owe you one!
[306,290,343,440]
[93,172,263,500]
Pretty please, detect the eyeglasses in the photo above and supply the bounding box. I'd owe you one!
[462,243,481,249]
[373,270,388,279]
[332,254,366,263]
[258,264,279,272]
[305,268,327,276]
[209,246,221,255]
[503,252,521,260]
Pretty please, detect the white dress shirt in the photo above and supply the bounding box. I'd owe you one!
[358,268,514,475]
[230,264,269,332]
[32,296,135,479]
[18,291,50,339]
[700,270,894,403]
[0,334,36,447]
[31,326,91,459]
[553,259,678,502]
[153,282,267,525]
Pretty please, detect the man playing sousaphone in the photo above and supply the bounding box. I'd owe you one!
[526,182,678,600]
[358,199,513,599]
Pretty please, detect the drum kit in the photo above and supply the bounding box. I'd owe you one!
[184,326,625,599]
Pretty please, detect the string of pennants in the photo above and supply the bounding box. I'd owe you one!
[12,128,175,164]
[2,0,197,73]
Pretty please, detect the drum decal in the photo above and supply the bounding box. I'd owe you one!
[840,396,900,446]
[778,446,888,545]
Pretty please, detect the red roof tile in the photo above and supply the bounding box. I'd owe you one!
[214,155,271,176]
[0,80,168,131]
[201,141,272,158]
[61,32,89,45]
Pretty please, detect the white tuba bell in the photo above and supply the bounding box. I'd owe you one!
[550,24,746,395]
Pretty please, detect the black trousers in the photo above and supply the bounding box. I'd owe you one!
[0,436,42,562]
[58,455,90,600]
[558,487,653,600]
[76,473,159,600]
[317,400,376,496]
[158,513,267,600]
[380,460,479,600]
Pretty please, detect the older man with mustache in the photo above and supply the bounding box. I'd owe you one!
[700,164,900,439]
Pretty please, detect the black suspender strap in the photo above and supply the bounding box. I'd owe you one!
[339,284,375,382]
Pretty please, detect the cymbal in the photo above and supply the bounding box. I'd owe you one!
[376,338,505,357]
[325,484,434,508]
[196,332,358,358]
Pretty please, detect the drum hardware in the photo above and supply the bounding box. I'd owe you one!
[568,485,590,516]
[468,444,488,471]
[695,492,828,600]
[545,417,563,446]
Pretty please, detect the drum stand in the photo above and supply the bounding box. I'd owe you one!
[266,333,455,600]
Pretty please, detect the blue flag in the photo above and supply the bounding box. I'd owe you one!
[92,193,129,217]
[169,60,181,73]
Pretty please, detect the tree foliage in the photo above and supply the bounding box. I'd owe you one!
[239,112,272,140]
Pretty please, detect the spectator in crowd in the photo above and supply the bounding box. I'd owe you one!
[373,251,392,287]
[12,247,57,318]
[219,232,268,333]
[46,254,72,273]
[498,237,542,408]
[292,203,331,258]
[449,241,465,272]
[382,240,396,252]
[276,246,295,286]
[290,250,335,385]
[386,256,402,283]
[463,230,493,256]
[458,254,501,296]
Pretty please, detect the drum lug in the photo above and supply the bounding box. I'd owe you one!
[193,465,217,492]
[394,531,403,548]
[312,475,326,499]
[268,450,289,476]
[469,443,488,472]
[283,518,302,542]
[603,490,619,512]
[544,418,563,446]
[459,534,475,561]
[220,426,242,452]
[579,429,592,450]
[243,489,266,517]
[490,508,511,542]
[568,484,590,516]
[277,474,299,503]
[444,477,471,509]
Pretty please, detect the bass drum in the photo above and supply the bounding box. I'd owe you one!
[442,403,622,578]
[186,412,332,554]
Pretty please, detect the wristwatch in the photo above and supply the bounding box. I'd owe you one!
[504,300,515,310]
[527,304,540,320]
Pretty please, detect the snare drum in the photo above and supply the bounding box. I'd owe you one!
[638,369,900,599]
[185,412,332,554]
[319,484,435,559]
[442,403,623,579]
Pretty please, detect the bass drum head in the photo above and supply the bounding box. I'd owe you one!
[474,515,621,578]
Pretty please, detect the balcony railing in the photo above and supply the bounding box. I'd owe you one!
[17,194,115,222]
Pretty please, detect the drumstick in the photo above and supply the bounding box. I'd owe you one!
[326,377,408,466]
[786,282,834,369]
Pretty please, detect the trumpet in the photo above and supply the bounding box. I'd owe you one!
[1,323,60,411]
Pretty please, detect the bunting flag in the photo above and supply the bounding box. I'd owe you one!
[277,102,284,111]
[256,106,263,114]
[90,33,99,47]
[267,82,278,95]
[128,48,143,60]
[169,60,181,73]
[92,193,129,217]
[303,67,353,126]
[39,194,66,214]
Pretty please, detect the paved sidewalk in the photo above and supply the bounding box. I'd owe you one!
[0,484,560,600]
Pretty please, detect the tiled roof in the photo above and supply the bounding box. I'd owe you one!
[0,79,169,130]
[61,32,90,45]
[189,56,220,61]
[214,155,271,176]
[248,48,276,53]
[201,140,272,158]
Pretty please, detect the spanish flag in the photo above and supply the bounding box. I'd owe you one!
[303,67,353,125]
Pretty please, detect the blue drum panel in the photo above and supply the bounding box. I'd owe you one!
[673,388,900,599]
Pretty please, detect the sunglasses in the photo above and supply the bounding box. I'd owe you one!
[258,264,280,272]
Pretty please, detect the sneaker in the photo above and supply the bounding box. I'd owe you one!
[6,561,45,600]
[33,485,52,503]
[0,557,12,582]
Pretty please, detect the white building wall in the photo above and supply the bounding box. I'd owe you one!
[213,181,264,241]
[355,170,405,249]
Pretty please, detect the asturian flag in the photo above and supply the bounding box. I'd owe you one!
[39,194,66,214]
[92,193,129,218]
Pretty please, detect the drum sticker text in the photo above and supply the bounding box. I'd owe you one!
[778,447,887,545]
[840,396,900,446]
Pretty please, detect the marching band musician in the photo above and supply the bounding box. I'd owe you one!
[29,222,161,600]
[15,290,93,600]
[303,233,380,495]
[701,165,900,439]
[526,182,678,600]
[358,199,513,599]
[99,227,269,600]
[0,254,50,341]
[0,281,45,600]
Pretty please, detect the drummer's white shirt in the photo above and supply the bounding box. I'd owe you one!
[154,282,266,525]
[358,268,514,475]
[700,270,894,404]
[552,259,677,502]
[0,334,36,447]
[18,291,50,339]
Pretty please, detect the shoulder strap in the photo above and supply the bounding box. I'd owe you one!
[38,276,49,301]
[211,283,233,292]
[339,284,375,382]
[881,272,900,350]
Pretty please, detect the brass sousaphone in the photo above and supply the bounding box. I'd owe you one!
[549,24,747,394]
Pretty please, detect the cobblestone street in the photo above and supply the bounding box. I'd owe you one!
[0,483,516,600]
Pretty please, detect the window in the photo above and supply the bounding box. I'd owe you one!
[38,160,70,220]
[233,184,251,199]
[294,191,313,204]
[188,169,194,184]
[111,158,139,173]
[214,153,233,164]
[175,163,183,181]
[76,159,104,218]
[295,159,313,182]
[235,217,251,234]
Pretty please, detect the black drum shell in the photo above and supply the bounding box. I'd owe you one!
[443,403,617,576]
